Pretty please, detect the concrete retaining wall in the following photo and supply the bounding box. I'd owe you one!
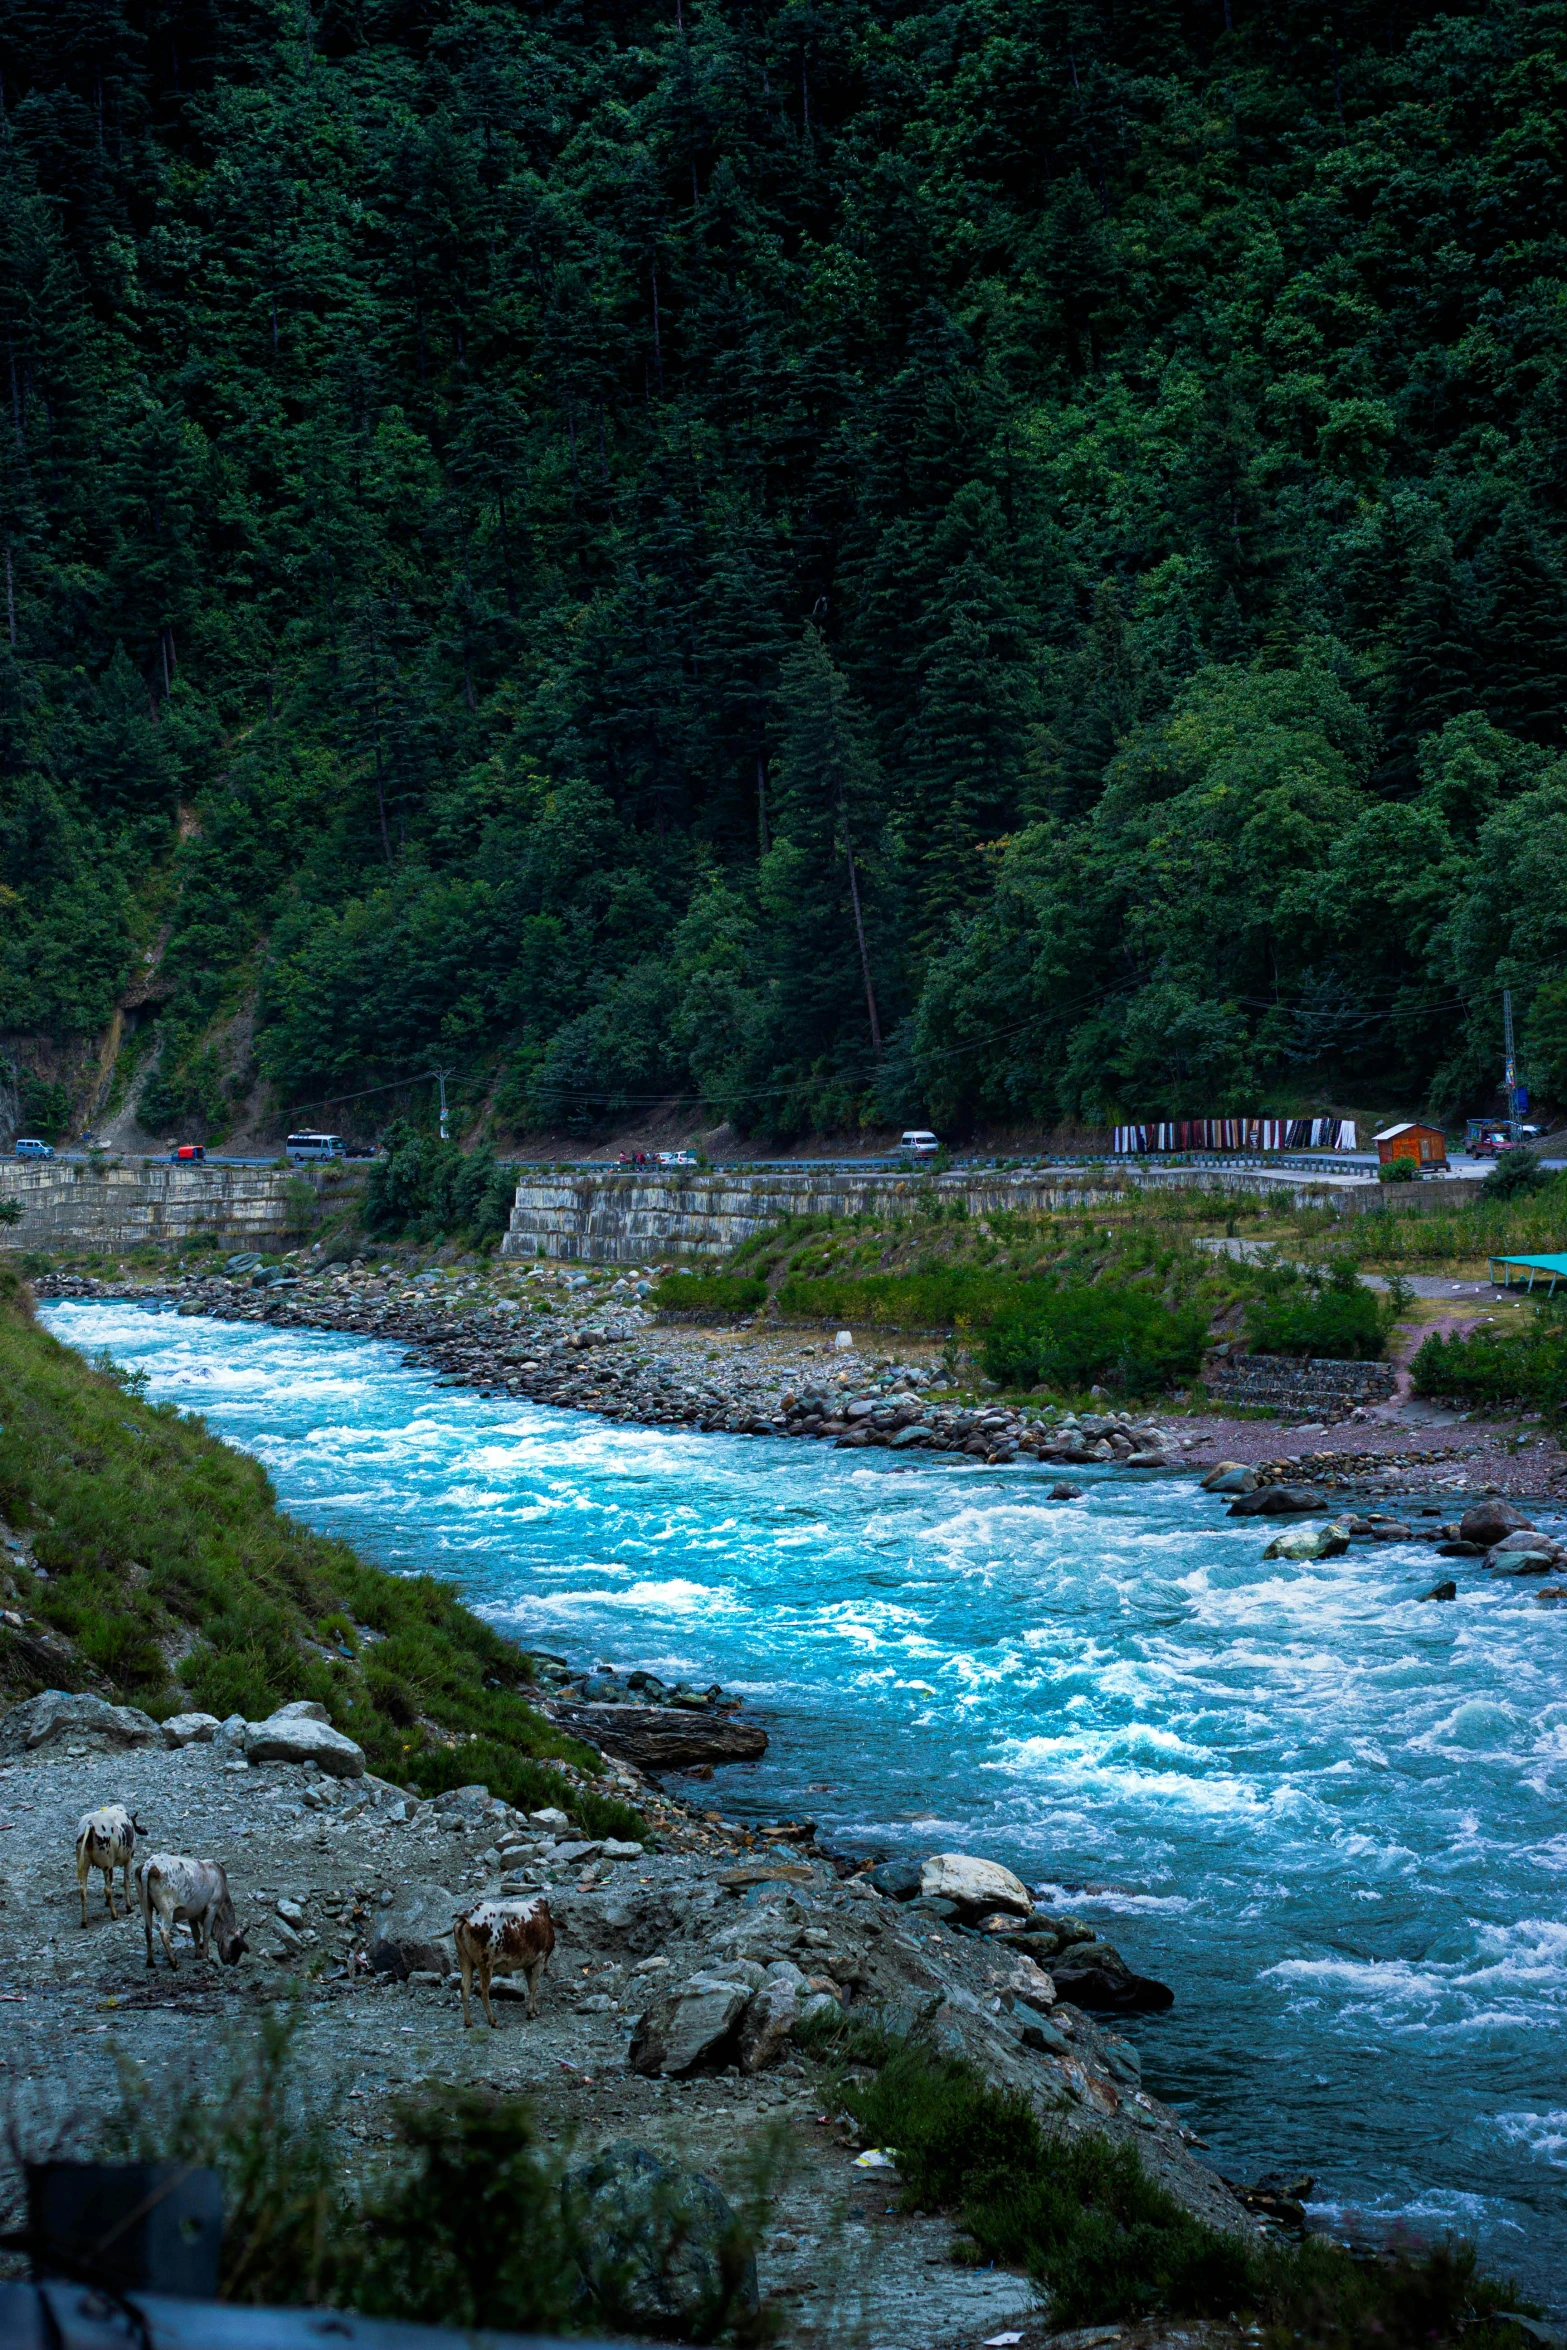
[0,1160,357,1252]
[500,1163,1390,1266]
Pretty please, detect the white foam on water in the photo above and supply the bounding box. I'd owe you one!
[1496,2110,1567,2167]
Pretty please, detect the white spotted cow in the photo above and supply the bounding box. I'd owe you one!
[453,1895,556,2028]
[137,1853,248,1971]
[75,1805,147,1926]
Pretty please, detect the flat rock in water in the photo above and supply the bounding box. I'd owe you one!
[244,1713,366,1778]
[0,1690,162,1758]
[1052,1945,1176,2013]
[628,1973,752,2074]
[1200,1462,1257,1494]
[1229,1484,1327,1517]
[920,1852,1031,1917]
[553,1702,767,1770]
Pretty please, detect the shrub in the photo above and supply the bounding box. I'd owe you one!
[1378,1157,1417,1183]
[1411,1301,1567,1421]
[363,1124,517,1245]
[1243,1259,1391,1360]
[1484,1147,1551,1201]
[650,1273,766,1317]
[981,1285,1210,1396]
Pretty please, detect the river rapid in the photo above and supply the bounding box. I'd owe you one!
[41,1298,1567,2304]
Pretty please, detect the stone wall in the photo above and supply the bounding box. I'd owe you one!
[1205,1353,1397,1414]
[500,1163,1386,1266]
[0,1159,359,1252]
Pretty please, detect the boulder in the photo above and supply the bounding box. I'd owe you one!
[1051,1942,1174,2014]
[628,1974,752,2075]
[161,1712,221,1748]
[919,1853,1031,1918]
[736,1975,800,2072]
[1229,1484,1327,1517]
[244,1713,366,1778]
[565,2142,757,2335]
[1047,1482,1084,1501]
[365,1885,459,1978]
[1418,1580,1458,1603]
[869,1859,923,1902]
[1262,1523,1351,1562]
[1201,1462,1258,1495]
[271,1699,330,1723]
[0,1690,162,1760]
[1460,1499,1531,1547]
[1488,1529,1563,1564]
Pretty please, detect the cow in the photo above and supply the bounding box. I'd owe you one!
[453,1895,556,2028]
[136,1853,247,1971]
[75,1805,147,1926]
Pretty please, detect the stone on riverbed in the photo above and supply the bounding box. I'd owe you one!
[919,1852,1031,1918]
[551,1702,767,1772]
[1050,1940,1175,2013]
[1228,1484,1327,1517]
[1460,1499,1532,1546]
[1262,1522,1351,1561]
[1200,1462,1257,1494]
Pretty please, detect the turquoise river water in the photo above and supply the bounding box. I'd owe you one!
[41,1298,1567,2305]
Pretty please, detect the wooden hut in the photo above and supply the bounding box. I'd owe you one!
[1374,1120,1448,1169]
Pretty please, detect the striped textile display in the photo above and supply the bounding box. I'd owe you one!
[1110,1117,1358,1156]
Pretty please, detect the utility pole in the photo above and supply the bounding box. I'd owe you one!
[1503,988,1518,1143]
[437,1070,450,1144]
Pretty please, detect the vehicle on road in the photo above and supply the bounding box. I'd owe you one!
[285,1132,346,1163]
[899,1129,941,1159]
[656,1149,697,1167]
[171,1143,206,1162]
[13,1138,53,1160]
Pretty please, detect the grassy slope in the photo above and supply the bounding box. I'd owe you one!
[0,1272,639,1834]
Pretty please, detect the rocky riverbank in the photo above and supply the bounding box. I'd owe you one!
[0,1689,1264,2348]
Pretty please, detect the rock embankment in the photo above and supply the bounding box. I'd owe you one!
[0,1686,1260,2347]
[37,1267,1188,1470]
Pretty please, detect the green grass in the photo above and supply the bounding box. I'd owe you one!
[1242,1260,1401,1361]
[0,1269,639,1836]
[802,2018,1533,2344]
[649,1273,767,1316]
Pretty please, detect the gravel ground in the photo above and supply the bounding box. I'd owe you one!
[0,1729,1259,2348]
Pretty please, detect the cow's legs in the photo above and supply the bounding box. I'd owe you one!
[101,1865,118,1922]
[121,1857,133,1915]
[524,1957,542,2018]
[78,1854,90,1928]
[479,1958,498,2029]
[459,1951,475,2028]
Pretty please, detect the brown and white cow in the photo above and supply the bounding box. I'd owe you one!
[453,1895,556,2028]
[75,1804,147,1926]
[137,1853,248,1971]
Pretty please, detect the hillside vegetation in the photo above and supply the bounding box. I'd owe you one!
[4,0,1567,1143]
[0,1272,638,1831]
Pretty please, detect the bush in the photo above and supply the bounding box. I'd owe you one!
[981,1285,1210,1396]
[776,1267,1042,1331]
[1411,1300,1567,1420]
[1378,1156,1417,1183]
[1484,1147,1551,1200]
[650,1273,766,1317]
[1243,1259,1392,1360]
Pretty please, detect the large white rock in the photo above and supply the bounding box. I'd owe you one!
[272,1699,331,1723]
[0,1690,161,1758]
[920,1852,1032,1917]
[628,1973,752,2075]
[244,1712,366,1778]
[161,1711,222,1748]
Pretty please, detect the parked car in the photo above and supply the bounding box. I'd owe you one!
[656,1149,697,1167]
[285,1131,346,1163]
[899,1129,941,1159]
[13,1137,53,1160]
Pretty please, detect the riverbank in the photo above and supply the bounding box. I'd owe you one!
[35,1262,1567,1508]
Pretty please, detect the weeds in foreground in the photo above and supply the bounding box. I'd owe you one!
[800,2015,1535,2347]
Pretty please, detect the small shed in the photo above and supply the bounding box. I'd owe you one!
[1489,1252,1567,1295]
[1374,1120,1448,1169]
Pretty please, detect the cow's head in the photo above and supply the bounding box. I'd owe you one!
[214,1895,247,1965]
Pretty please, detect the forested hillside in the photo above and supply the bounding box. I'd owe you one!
[4,0,1567,1144]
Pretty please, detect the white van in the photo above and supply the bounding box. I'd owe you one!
[899,1130,940,1159]
[285,1132,346,1164]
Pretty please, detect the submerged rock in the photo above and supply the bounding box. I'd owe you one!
[1262,1522,1351,1561]
[1051,1942,1175,2013]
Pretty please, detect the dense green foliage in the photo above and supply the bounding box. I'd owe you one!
[650,1271,767,1315]
[0,1272,639,1833]
[773,1265,1036,1329]
[5,0,1567,1139]
[1242,1257,1394,1359]
[1481,1149,1552,1202]
[982,1283,1210,1393]
[362,1123,517,1242]
[1411,1300,1567,1419]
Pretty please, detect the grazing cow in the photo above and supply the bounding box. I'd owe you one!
[453,1895,556,2028]
[137,1853,247,1971]
[75,1805,147,1926]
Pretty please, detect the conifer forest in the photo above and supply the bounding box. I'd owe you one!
[4,0,1567,1142]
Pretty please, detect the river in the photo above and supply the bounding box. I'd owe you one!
[40,1298,1567,2305]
